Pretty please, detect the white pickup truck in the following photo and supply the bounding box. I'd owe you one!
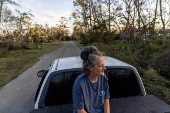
[30,56,170,113]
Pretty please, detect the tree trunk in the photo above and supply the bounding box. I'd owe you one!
[135,0,146,39]
[133,1,136,41]
[153,0,158,38]
[89,0,92,28]
[89,0,93,42]
[149,12,150,35]
[160,0,165,36]
[0,0,4,33]
[109,0,110,38]
[0,0,3,23]
[99,0,102,19]
[62,28,65,40]
[19,16,22,34]
[137,0,140,39]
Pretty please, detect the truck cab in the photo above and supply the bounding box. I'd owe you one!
[31,56,170,113]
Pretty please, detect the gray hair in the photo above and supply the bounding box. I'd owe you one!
[80,46,103,77]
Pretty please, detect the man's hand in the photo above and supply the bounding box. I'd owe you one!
[77,109,87,113]
[104,99,110,113]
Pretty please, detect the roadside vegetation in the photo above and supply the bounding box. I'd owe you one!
[75,41,86,50]
[75,38,170,105]
[0,42,62,88]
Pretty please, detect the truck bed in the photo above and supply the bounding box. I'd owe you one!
[30,95,170,113]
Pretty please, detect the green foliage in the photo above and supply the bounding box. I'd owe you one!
[80,37,170,77]
[155,38,167,46]
[79,33,89,44]
[142,77,170,105]
[75,41,87,50]
[48,35,54,42]
[2,42,10,48]
[118,42,128,51]
[0,48,8,57]
[8,43,30,50]
[143,67,159,80]
[65,36,72,41]
[26,32,30,38]
[13,30,20,37]
[137,41,154,60]
[32,33,40,43]
[39,37,44,43]
[157,39,164,45]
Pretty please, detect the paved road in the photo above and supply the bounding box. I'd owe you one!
[0,41,81,113]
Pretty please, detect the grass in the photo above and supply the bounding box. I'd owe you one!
[75,40,170,105]
[142,67,170,105]
[75,41,87,50]
[0,42,63,88]
[143,76,170,105]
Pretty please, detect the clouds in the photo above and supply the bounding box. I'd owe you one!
[41,10,58,18]
[25,3,58,18]
[27,5,31,9]
[64,1,69,5]
[27,5,34,11]
[23,1,72,25]
[39,4,42,8]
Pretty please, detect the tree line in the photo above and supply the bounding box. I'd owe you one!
[0,0,71,44]
[71,0,170,43]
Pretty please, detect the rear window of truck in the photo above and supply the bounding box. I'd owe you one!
[44,68,140,106]
[107,68,140,98]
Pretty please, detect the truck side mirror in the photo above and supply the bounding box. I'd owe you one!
[37,70,45,77]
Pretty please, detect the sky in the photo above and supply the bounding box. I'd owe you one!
[7,0,74,34]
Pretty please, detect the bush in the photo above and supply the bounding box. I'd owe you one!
[22,44,30,50]
[0,49,8,57]
[65,36,72,41]
[8,43,30,50]
[143,67,159,80]
[157,39,164,45]
[137,40,158,61]
[2,42,10,48]
[48,35,54,42]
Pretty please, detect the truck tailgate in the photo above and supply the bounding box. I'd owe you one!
[110,95,170,113]
[30,95,170,113]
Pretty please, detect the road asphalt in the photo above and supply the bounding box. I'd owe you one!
[0,41,82,113]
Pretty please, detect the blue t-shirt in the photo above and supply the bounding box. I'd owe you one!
[72,73,110,113]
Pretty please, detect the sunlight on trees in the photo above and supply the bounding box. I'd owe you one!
[72,0,170,44]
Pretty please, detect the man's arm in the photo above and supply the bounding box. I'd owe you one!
[77,109,87,113]
[103,99,110,113]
